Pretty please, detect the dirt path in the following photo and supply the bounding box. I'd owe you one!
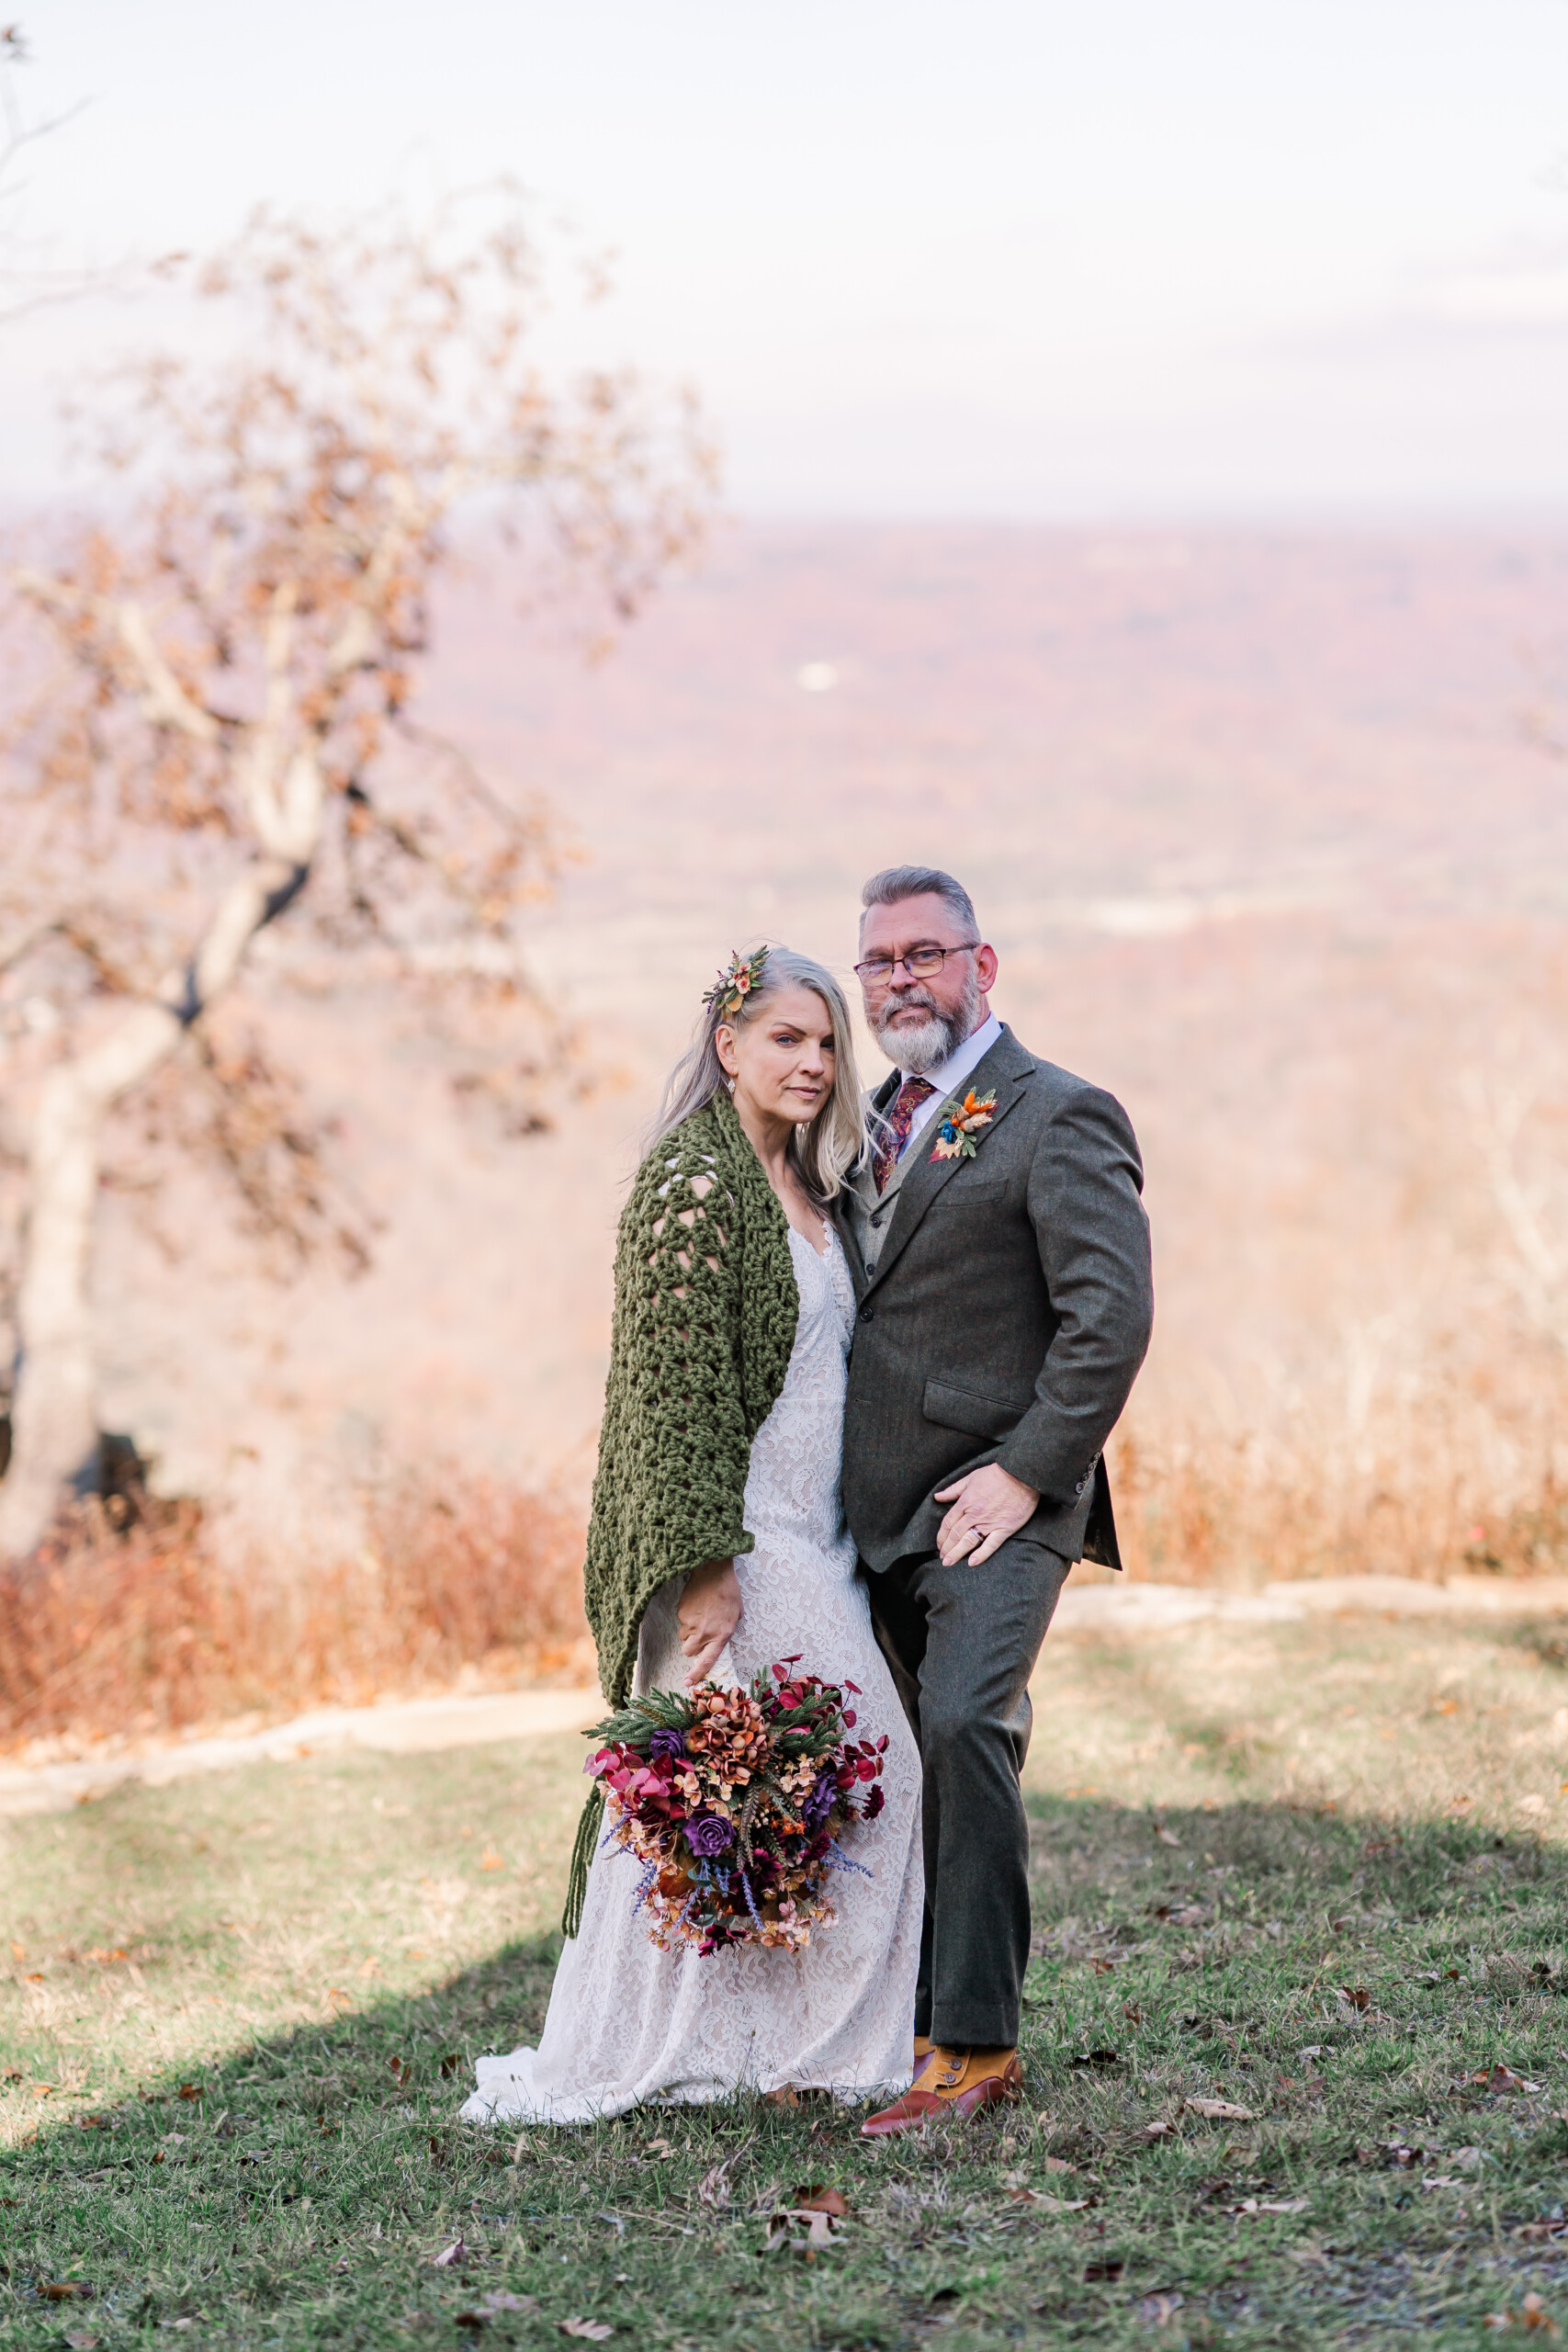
[6,1571,1566,1816]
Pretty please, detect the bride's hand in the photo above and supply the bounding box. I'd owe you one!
[678,1558,742,1685]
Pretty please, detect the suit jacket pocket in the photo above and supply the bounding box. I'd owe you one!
[929,1178,1007,1211]
[921,1375,1025,1442]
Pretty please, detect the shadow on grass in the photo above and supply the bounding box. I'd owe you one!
[5,1798,1568,2348]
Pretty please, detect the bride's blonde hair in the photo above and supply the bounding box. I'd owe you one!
[650,945,868,1201]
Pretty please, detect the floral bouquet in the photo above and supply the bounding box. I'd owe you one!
[582,1659,887,1955]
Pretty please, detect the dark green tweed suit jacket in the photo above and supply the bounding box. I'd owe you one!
[838,1024,1154,1574]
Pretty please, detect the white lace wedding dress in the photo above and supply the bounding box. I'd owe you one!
[462,1222,923,2124]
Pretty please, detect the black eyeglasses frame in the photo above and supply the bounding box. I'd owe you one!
[852,943,981,986]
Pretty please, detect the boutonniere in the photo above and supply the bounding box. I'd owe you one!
[930,1088,998,1161]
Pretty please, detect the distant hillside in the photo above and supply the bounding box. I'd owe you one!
[24,524,1568,1583]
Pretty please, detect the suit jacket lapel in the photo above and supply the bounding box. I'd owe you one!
[864,1027,1033,1295]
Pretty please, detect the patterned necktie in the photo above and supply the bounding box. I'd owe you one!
[873,1075,937,1193]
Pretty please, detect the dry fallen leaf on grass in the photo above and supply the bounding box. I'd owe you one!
[476,2293,538,2315]
[438,2053,463,2079]
[1043,2154,1077,2173]
[559,2323,614,2342]
[1134,2291,1185,2327]
[432,2239,470,2268]
[63,2333,99,2350]
[1144,2120,1177,2140]
[1485,2294,1559,2334]
[1184,2098,1256,2122]
[1008,2188,1089,2211]
[761,2085,802,2108]
[479,1851,504,1871]
[1230,2197,1310,2216]
[1154,1825,1182,1847]
[643,2136,675,2161]
[765,2188,850,2253]
[697,2162,732,2209]
[38,2284,95,2302]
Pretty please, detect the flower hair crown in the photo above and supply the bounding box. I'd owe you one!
[702,944,769,1022]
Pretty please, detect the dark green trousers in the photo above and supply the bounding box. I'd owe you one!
[865,1534,1071,2050]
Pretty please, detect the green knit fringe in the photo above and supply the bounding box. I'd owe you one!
[561,1781,606,1939]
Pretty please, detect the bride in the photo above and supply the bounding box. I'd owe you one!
[463,945,922,2122]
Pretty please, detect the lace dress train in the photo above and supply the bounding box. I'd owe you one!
[462,1225,923,2124]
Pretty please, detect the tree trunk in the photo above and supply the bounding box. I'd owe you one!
[0,1005,185,1555]
[0,790,318,1562]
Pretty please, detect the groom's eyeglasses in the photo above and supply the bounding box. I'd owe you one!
[854,944,980,988]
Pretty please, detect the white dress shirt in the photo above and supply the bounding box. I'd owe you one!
[892,1011,1003,1164]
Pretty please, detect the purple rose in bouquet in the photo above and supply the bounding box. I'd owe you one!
[686,1813,736,1858]
[649,1728,686,1762]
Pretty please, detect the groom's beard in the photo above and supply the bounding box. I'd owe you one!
[871,967,981,1077]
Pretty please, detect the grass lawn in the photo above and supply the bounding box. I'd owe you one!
[6,1609,1568,2348]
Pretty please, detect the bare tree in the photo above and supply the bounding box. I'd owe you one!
[0,194,716,1557]
[0,22,96,321]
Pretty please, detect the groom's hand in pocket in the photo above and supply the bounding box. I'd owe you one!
[933,1464,1040,1566]
[679,1557,743,1684]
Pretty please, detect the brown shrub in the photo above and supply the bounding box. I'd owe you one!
[1109,1424,1568,1589]
[0,1473,587,1751]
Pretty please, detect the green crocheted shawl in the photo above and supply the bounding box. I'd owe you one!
[583,1089,801,1713]
[562,1091,800,1933]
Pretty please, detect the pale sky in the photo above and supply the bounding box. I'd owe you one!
[5,0,1568,515]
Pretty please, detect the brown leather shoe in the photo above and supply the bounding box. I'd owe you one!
[861,2045,1022,2138]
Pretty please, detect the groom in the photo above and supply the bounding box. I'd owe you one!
[840,865,1154,2137]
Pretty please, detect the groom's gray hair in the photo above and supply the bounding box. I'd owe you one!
[860,865,978,937]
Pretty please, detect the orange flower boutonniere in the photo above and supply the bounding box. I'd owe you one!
[930,1089,998,1162]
